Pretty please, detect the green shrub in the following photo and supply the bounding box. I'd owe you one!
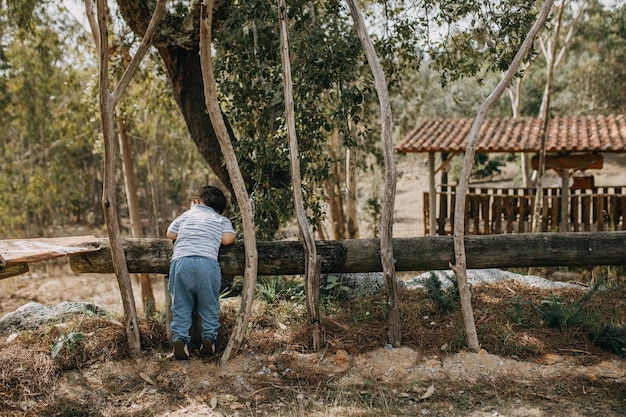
[424,272,459,314]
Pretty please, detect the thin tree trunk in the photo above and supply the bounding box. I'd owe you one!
[116,108,156,316]
[328,130,346,239]
[346,0,399,347]
[85,0,166,356]
[532,1,570,233]
[199,0,259,362]
[277,0,323,350]
[345,143,359,239]
[427,153,437,235]
[451,0,554,353]
[507,71,533,188]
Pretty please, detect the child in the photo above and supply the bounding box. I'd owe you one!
[167,185,236,360]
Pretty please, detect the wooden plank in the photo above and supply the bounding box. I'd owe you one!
[492,195,503,234]
[571,194,580,232]
[0,264,29,280]
[480,195,490,234]
[618,194,626,230]
[0,236,100,264]
[504,196,514,233]
[531,153,603,170]
[69,232,626,276]
[550,192,560,232]
[423,191,430,235]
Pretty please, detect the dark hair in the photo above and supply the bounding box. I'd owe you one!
[195,186,228,214]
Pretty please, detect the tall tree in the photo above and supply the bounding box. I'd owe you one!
[452,0,554,352]
[346,0,399,346]
[116,108,156,316]
[85,0,166,355]
[199,0,259,361]
[277,0,323,350]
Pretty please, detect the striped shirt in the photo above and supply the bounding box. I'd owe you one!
[167,205,235,261]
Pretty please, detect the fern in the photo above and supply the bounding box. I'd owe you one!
[424,272,459,314]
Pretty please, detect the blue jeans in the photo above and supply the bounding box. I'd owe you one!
[168,256,221,345]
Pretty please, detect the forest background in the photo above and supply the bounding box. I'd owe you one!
[1,0,625,243]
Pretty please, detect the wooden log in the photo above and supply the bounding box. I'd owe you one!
[69,232,626,276]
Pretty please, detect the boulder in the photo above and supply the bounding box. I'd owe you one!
[321,272,407,299]
[0,301,106,334]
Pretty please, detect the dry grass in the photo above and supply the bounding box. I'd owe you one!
[1,279,626,416]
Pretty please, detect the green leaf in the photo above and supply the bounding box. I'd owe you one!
[51,340,64,359]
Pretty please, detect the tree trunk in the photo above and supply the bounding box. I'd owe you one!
[346,0,399,347]
[116,108,156,317]
[85,0,167,356]
[327,130,346,240]
[278,0,322,350]
[199,0,259,362]
[531,0,585,232]
[115,2,234,197]
[507,71,533,188]
[451,0,554,353]
[346,143,359,239]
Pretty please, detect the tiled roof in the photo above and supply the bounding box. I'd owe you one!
[396,115,626,153]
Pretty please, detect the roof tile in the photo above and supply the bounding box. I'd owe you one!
[396,115,626,153]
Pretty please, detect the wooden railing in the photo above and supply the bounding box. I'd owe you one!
[424,186,626,235]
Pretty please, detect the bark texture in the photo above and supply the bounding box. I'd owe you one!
[346,0,399,347]
[200,0,259,362]
[451,0,555,352]
[69,232,626,276]
[116,1,234,195]
[278,0,322,350]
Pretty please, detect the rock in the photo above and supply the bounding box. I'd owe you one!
[321,272,408,299]
[0,301,107,333]
[406,268,587,290]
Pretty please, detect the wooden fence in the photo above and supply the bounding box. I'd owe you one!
[424,186,626,235]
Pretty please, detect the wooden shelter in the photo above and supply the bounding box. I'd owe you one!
[395,115,626,235]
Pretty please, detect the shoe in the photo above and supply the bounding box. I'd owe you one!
[199,339,215,356]
[173,340,190,360]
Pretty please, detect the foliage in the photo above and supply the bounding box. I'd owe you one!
[0,2,212,238]
[520,0,626,116]
[588,322,626,357]
[363,195,382,238]
[51,331,86,359]
[506,295,530,326]
[423,0,540,87]
[537,281,626,356]
[320,275,352,302]
[472,153,508,179]
[0,3,101,237]
[423,272,459,314]
[213,0,373,239]
[4,0,626,240]
[117,52,210,236]
[538,280,601,329]
[255,276,304,303]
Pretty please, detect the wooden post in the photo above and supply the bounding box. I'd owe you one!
[560,169,570,232]
[428,152,436,236]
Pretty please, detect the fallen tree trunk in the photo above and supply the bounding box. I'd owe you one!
[70,232,626,276]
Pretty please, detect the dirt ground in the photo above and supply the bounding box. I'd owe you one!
[1,153,626,416]
[1,277,626,416]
